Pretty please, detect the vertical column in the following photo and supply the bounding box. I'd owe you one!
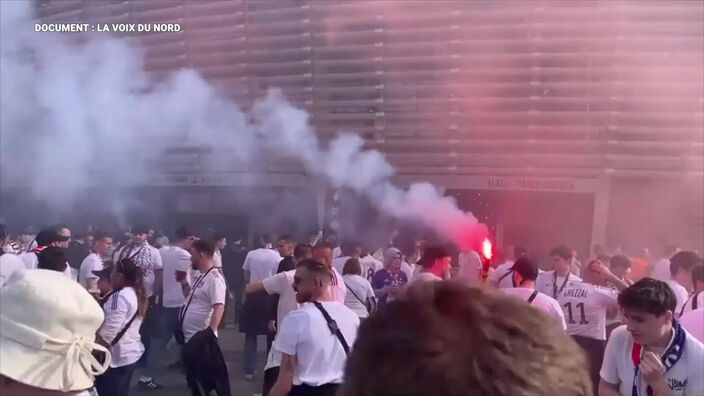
[590,175,611,250]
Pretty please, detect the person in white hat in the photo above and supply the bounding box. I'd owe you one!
[0,269,110,395]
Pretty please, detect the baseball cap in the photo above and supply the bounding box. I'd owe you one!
[510,257,539,281]
[92,266,112,280]
[0,270,110,391]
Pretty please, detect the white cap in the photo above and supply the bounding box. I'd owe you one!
[0,269,110,391]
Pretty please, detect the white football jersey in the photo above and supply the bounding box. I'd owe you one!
[557,281,618,340]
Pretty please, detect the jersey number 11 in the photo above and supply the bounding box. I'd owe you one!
[563,302,588,325]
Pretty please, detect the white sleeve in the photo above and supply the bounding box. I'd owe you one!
[488,264,503,282]
[176,250,191,272]
[273,312,302,356]
[595,287,619,309]
[551,300,567,330]
[242,252,252,271]
[262,272,288,295]
[86,257,102,281]
[19,253,37,270]
[535,272,550,296]
[100,294,129,344]
[599,327,623,385]
[677,289,689,314]
[207,275,227,306]
[152,248,163,270]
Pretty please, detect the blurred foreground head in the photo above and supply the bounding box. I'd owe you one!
[343,281,592,396]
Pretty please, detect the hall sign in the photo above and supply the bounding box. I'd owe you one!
[486,177,577,192]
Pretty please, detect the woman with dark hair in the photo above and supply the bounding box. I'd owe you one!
[95,258,147,396]
[342,258,377,318]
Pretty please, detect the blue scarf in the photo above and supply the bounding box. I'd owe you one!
[631,320,686,396]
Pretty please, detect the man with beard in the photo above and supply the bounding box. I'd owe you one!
[244,244,314,396]
[269,259,359,396]
[179,239,229,395]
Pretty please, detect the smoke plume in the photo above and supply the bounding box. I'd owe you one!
[0,1,486,250]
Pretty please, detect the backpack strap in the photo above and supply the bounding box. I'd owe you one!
[344,282,366,306]
[312,301,350,355]
[111,311,138,346]
[498,269,513,282]
[104,290,139,347]
[179,267,215,325]
[694,291,701,310]
[680,290,702,316]
[527,290,539,304]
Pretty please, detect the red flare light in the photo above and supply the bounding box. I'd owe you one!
[480,238,493,283]
[481,238,493,260]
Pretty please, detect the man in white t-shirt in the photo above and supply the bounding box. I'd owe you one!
[0,224,25,288]
[679,264,704,316]
[536,245,582,299]
[559,259,629,391]
[160,226,196,359]
[412,245,451,284]
[679,308,704,343]
[358,246,383,282]
[178,239,228,394]
[312,244,347,303]
[116,224,163,390]
[245,244,316,395]
[179,239,227,342]
[490,246,528,288]
[600,278,704,396]
[457,250,482,284]
[666,251,700,316]
[332,240,361,275]
[502,257,566,330]
[243,237,282,285]
[269,259,360,396]
[212,233,227,269]
[650,245,680,281]
[78,232,112,290]
[241,236,284,378]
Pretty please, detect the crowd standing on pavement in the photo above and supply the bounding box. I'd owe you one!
[0,222,702,396]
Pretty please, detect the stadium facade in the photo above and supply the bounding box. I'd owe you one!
[32,1,703,253]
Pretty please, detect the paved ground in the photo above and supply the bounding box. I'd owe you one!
[133,325,268,396]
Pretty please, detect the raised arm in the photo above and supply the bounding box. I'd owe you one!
[245,281,265,294]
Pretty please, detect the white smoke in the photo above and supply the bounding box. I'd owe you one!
[0,1,486,249]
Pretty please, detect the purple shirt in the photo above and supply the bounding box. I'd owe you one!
[372,269,408,304]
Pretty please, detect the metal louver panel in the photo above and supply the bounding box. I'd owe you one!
[36,0,703,178]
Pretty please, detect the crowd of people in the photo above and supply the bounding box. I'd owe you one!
[0,221,702,396]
